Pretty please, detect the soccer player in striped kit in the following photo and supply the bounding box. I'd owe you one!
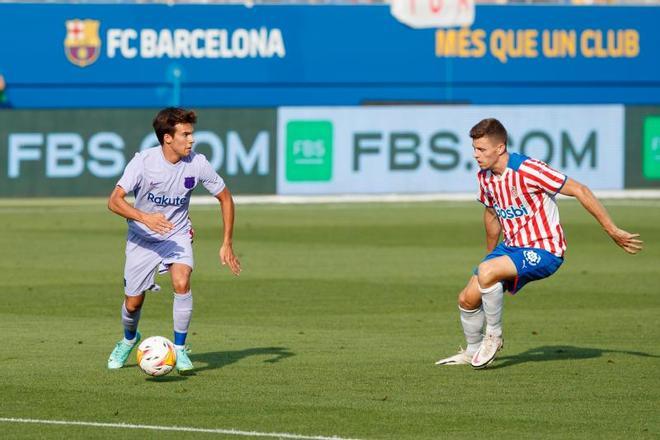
[106,107,241,373]
[436,118,643,369]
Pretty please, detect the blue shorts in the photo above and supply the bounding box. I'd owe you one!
[474,243,563,294]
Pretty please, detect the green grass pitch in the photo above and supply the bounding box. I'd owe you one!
[0,198,658,439]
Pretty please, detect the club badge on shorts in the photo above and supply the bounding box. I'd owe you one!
[523,250,541,266]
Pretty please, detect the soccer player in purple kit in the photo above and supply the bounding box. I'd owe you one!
[436,118,643,369]
[107,107,241,374]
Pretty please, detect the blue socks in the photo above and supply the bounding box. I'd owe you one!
[120,292,193,347]
[174,331,187,346]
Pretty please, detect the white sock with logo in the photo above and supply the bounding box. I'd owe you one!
[459,306,484,354]
[479,282,504,338]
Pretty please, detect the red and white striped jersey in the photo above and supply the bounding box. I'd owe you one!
[477,153,568,257]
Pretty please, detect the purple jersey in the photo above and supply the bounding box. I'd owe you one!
[117,147,225,241]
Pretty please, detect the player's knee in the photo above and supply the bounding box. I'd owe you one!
[476,263,497,288]
[458,292,480,310]
[125,304,141,313]
[172,279,190,293]
[458,285,481,309]
[124,298,143,313]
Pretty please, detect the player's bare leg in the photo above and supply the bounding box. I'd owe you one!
[436,276,484,366]
[125,292,146,313]
[471,256,517,369]
[170,263,194,373]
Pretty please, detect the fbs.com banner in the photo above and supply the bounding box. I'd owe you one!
[277,106,624,195]
[0,109,276,197]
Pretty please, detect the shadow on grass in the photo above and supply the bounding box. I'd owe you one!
[490,345,659,369]
[189,347,295,373]
[145,375,188,382]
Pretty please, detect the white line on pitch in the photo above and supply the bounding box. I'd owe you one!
[0,417,363,440]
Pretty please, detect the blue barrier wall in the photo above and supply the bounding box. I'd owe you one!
[0,4,658,108]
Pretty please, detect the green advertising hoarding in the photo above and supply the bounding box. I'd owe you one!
[625,106,660,188]
[285,120,333,182]
[0,109,276,196]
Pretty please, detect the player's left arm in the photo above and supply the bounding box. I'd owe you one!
[215,187,242,275]
[559,178,643,254]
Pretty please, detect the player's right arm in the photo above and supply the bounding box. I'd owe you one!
[107,186,173,235]
[484,207,501,252]
[559,178,643,254]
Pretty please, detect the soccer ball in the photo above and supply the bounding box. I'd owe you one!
[136,336,177,377]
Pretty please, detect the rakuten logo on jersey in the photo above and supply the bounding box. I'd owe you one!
[494,204,529,220]
[147,192,187,206]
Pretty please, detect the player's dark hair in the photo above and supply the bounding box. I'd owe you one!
[469,118,507,147]
[152,107,197,145]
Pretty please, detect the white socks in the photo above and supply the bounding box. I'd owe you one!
[479,282,504,338]
[459,306,484,354]
[173,291,193,336]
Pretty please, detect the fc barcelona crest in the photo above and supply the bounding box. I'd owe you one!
[184,177,196,189]
[64,19,101,67]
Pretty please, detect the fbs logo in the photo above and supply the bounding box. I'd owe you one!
[285,120,333,182]
[64,19,101,67]
[643,116,660,180]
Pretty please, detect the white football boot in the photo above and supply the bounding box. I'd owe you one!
[435,347,474,366]
[471,334,503,369]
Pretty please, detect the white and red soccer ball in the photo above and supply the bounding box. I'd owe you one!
[136,336,176,376]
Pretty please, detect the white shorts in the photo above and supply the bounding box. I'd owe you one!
[124,231,194,296]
